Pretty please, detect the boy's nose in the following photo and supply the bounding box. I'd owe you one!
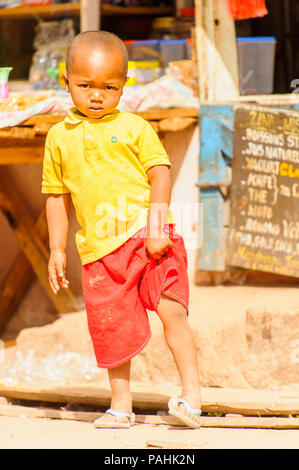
[91,90,103,102]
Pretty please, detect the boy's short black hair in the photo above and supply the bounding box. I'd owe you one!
[66,30,128,77]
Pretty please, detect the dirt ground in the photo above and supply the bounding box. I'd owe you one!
[1,283,299,449]
[0,415,299,449]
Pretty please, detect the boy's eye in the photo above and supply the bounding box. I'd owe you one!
[79,84,89,88]
[105,85,117,90]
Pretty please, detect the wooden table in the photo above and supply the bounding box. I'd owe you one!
[0,108,198,334]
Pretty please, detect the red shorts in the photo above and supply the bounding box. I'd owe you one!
[82,224,189,368]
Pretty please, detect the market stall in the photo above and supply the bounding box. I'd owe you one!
[1,0,299,339]
[0,0,204,336]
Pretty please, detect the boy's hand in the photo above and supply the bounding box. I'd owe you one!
[146,232,173,260]
[48,249,69,294]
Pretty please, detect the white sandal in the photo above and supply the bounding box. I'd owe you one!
[94,408,135,429]
[168,396,201,429]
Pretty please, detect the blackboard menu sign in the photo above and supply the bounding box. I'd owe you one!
[227,105,299,277]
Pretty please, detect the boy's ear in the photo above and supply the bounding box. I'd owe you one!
[62,72,69,92]
[120,76,129,96]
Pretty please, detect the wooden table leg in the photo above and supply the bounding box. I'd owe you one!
[0,175,78,323]
[0,207,50,335]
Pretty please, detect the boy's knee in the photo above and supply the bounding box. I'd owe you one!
[158,293,188,324]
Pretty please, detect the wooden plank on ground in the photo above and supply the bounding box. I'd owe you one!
[0,402,298,429]
[0,402,101,422]
[0,383,299,417]
[137,414,299,429]
[0,383,163,410]
[146,440,199,449]
[202,386,299,416]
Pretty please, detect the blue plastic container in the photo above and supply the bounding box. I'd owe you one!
[159,39,187,68]
[129,40,160,61]
[236,37,276,95]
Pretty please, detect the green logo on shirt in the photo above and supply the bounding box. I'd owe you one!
[111,136,118,143]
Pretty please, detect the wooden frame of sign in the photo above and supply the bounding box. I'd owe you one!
[227,104,299,278]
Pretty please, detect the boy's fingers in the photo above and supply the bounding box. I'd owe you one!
[57,271,69,288]
[49,275,69,293]
[159,242,173,258]
[48,254,67,292]
[53,278,60,291]
[56,265,65,278]
[49,266,62,290]
[161,239,173,254]
[49,277,59,294]
[49,270,58,286]
[166,238,174,248]
[61,278,69,289]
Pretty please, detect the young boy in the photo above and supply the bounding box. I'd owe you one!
[42,31,202,429]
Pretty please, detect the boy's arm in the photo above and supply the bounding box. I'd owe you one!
[146,165,173,260]
[46,193,71,294]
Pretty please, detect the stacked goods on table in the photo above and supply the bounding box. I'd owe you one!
[0,91,73,129]
[0,0,51,7]
[0,77,198,130]
[124,37,194,86]
[28,20,75,91]
[0,91,57,112]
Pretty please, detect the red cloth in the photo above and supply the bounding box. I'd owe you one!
[228,0,268,19]
[82,224,189,368]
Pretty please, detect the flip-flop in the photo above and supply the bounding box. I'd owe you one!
[94,408,135,429]
[168,396,201,429]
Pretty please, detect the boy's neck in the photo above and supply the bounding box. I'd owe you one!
[75,108,117,119]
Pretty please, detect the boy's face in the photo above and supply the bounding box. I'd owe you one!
[64,46,127,119]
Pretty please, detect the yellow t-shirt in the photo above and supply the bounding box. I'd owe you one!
[41,108,173,265]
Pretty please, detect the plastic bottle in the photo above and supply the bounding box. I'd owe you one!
[0,67,13,99]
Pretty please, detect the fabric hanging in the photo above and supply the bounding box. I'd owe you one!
[228,0,268,20]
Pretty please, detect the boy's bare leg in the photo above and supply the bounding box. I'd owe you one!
[156,294,202,410]
[98,360,132,424]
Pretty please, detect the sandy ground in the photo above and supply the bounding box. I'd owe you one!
[1,284,299,450]
[0,415,299,449]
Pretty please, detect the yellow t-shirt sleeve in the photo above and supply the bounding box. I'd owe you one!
[41,131,70,194]
[138,122,171,172]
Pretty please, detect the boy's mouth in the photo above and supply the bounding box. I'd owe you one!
[89,107,104,111]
